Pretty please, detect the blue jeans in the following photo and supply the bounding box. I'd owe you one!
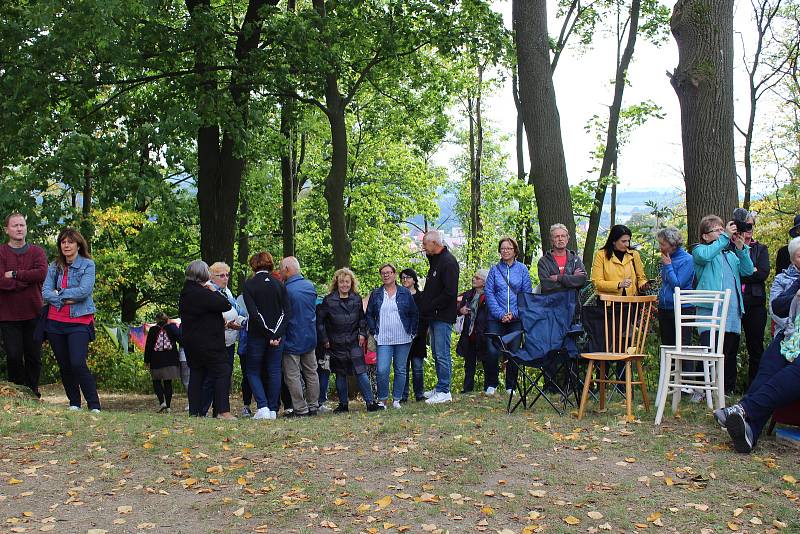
[335,372,373,405]
[403,357,425,400]
[246,337,283,410]
[486,319,521,390]
[429,320,453,393]
[376,343,412,401]
[741,334,800,445]
[318,368,331,404]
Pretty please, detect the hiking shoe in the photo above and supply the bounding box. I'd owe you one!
[425,391,452,404]
[366,402,384,412]
[241,406,253,418]
[253,407,272,420]
[333,404,349,413]
[725,409,754,453]
[714,404,745,429]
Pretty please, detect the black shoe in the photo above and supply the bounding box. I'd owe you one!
[307,410,318,416]
[399,398,408,404]
[726,410,754,453]
[333,404,349,413]
[460,389,474,394]
[415,396,426,402]
[366,401,384,412]
[713,404,744,429]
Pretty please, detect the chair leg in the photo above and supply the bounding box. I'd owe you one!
[654,354,671,425]
[625,361,634,422]
[704,361,714,409]
[767,418,777,436]
[578,361,594,420]
[636,358,649,412]
[671,356,682,414]
[598,361,607,412]
[715,358,726,409]
[655,347,667,409]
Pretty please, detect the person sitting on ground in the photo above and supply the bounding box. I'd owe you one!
[317,268,382,413]
[144,312,182,413]
[537,223,587,295]
[456,269,492,394]
[714,235,800,452]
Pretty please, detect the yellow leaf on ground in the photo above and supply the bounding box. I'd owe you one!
[773,519,788,529]
[647,512,662,522]
[481,506,494,516]
[564,516,580,525]
[733,508,743,517]
[142,442,153,449]
[727,522,739,531]
[206,465,223,474]
[375,495,392,508]
[232,507,245,517]
[334,498,346,506]
[782,475,797,484]
[8,478,23,485]
[116,505,132,514]
[357,504,371,513]
[528,490,546,498]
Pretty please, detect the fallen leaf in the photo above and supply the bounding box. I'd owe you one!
[528,490,546,498]
[727,522,739,531]
[647,512,662,523]
[116,505,132,514]
[782,475,797,484]
[564,515,580,525]
[733,508,743,517]
[588,511,603,520]
[375,495,392,509]
[232,507,245,517]
[481,506,494,516]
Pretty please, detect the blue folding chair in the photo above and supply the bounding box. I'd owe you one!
[487,291,579,414]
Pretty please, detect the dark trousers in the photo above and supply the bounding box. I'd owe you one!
[47,324,100,410]
[463,345,499,392]
[245,336,283,411]
[0,319,42,394]
[700,330,741,395]
[153,380,174,407]
[741,334,800,445]
[202,344,235,416]
[188,356,231,416]
[318,367,330,403]
[238,350,252,406]
[742,304,767,386]
[486,319,521,390]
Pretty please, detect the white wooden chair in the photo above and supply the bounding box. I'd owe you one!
[654,288,731,425]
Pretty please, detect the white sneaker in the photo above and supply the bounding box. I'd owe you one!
[90,409,100,413]
[485,387,496,396]
[425,391,452,404]
[377,401,386,409]
[681,387,694,395]
[317,404,332,413]
[68,406,80,411]
[253,407,272,420]
[269,410,277,420]
[505,389,513,395]
[423,390,434,399]
[392,400,402,409]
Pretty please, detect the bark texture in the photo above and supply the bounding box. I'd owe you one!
[670,0,738,237]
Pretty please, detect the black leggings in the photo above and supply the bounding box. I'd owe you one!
[153,380,174,407]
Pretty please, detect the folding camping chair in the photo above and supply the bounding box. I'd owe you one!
[487,290,578,415]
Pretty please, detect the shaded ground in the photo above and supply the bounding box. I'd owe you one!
[0,383,798,533]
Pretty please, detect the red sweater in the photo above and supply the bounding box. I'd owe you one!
[0,243,48,321]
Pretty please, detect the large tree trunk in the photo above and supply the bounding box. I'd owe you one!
[280,101,296,258]
[468,65,484,265]
[670,0,738,236]
[581,0,641,273]
[237,190,249,292]
[512,70,535,266]
[323,95,352,268]
[187,0,274,266]
[514,0,575,252]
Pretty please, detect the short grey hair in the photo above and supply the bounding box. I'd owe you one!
[475,268,489,281]
[280,256,301,274]
[549,223,568,236]
[423,229,444,246]
[185,260,211,283]
[788,236,800,258]
[656,227,683,249]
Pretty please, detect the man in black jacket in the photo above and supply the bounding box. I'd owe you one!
[741,214,770,388]
[418,230,459,404]
[537,223,587,294]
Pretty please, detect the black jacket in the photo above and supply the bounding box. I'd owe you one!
[456,288,489,360]
[741,240,770,307]
[417,247,460,323]
[178,280,232,362]
[776,245,790,276]
[537,250,587,294]
[316,292,367,353]
[409,291,429,359]
[243,271,290,341]
[144,322,181,369]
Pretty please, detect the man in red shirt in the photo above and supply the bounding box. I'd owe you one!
[0,213,48,397]
[537,223,587,294]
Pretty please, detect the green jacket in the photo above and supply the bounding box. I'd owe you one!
[692,233,755,314]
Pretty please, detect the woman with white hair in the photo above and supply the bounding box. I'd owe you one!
[178,260,235,419]
[656,227,695,345]
[456,269,494,394]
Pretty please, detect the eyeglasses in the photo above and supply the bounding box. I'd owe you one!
[400,275,412,280]
[215,273,230,278]
[499,247,515,252]
[380,271,395,277]
[705,228,723,234]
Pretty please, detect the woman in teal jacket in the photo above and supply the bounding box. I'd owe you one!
[693,215,755,395]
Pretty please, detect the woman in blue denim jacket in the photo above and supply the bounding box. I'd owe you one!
[366,263,418,409]
[41,228,100,412]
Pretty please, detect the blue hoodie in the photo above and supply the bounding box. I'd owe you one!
[485,260,533,321]
[658,246,694,310]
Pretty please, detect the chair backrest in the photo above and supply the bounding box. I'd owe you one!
[516,290,576,361]
[673,288,731,354]
[598,294,657,355]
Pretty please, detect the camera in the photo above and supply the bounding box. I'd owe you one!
[732,208,753,233]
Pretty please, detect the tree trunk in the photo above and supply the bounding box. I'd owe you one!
[512,70,534,266]
[581,0,641,272]
[514,0,576,252]
[323,95,352,269]
[187,0,275,266]
[670,0,738,236]
[237,190,249,292]
[281,100,296,258]
[468,65,483,264]
[121,285,138,324]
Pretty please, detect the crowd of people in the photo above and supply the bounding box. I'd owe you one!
[1,210,799,454]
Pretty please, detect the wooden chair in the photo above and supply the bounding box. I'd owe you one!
[578,294,657,422]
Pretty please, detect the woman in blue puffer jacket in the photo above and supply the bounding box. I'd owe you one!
[485,237,532,394]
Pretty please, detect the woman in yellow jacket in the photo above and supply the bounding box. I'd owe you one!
[592,224,649,296]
